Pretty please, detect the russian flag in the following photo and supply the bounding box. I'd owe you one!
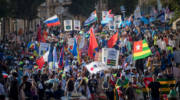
[36,51,49,69]
[44,15,60,27]
[2,72,8,78]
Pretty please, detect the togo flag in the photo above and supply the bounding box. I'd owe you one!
[133,40,152,60]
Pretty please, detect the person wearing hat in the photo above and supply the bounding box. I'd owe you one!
[125,66,132,80]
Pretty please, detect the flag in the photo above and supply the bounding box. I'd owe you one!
[134,6,141,19]
[53,46,58,69]
[157,12,165,23]
[157,78,176,94]
[107,32,118,48]
[69,38,78,56]
[84,10,97,26]
[157,0,162,11]
[140,16,149,24]
[88,28,98,58]
[44,15,60,27]
[33,43,39,57]
[79,36,85,49]
[143,77,153,87]
[58,47,64,68]
[101,10,114,25]
[77,47,81,64]
[36,51,49,69]
[37,25,41,42]
[133,40,152,60]
[2,72,8,78]
[27,42,35,49]
[41,30,48,43]
[85,62,107,74]
[48,45,54,69]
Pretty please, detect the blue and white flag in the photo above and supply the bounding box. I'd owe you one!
[53,46,58,69]
[48,45,54,69]
[84,10,97,26]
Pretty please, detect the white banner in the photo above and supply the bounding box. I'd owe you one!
[102,48,119,67]
[108,21,116,30]
[134,6,141,19]
[64,20,72,31]
[73,20,81,31]
[39,42,50,56]
[114,15,122,28]
[102,11,108,20]
[85,62,108,74]
[68,38,74,49]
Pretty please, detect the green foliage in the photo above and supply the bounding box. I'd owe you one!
[69,0,97,17]
[0,0,10,18]
[146,0,180,23]
[108,0,138,16]
[9,0,45,20]
[0,0,45,20]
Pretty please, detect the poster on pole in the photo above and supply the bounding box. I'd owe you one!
[114,15,122,28]
[102,48,119,67]
[73,20,81,31]
[102,11,108,20]
[68,38,74,49]
[108,21,116,30]
[39,42,50,56]
[64,20,72,31]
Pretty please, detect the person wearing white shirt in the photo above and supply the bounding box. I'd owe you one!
[168,37,175,48]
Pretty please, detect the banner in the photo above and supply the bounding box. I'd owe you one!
[134,6,141,19]
[73,20,81,31]
[68,38,74,49]
[108,21,116,30]
[39,42,50,56]
[85,61,108,74]
[102,11,108,20]
[102,48,119,67]
[64,20,72,31]
[114,15,122,28]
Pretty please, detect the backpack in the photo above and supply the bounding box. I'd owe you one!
[67,79,74,92]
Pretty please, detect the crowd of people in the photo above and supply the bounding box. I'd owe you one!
[0,14,180,100]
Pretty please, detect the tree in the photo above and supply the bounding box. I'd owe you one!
[9,0,45,20]
[142,0,180,23]
[0,0,10,18]
[7,0,45,32]
[69,0,97,17]
[108,0,138,16]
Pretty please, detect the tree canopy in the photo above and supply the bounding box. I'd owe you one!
[108,0,138,16]
[68,0,97,17]
[0,0,10,18]
[0,0,45,20]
